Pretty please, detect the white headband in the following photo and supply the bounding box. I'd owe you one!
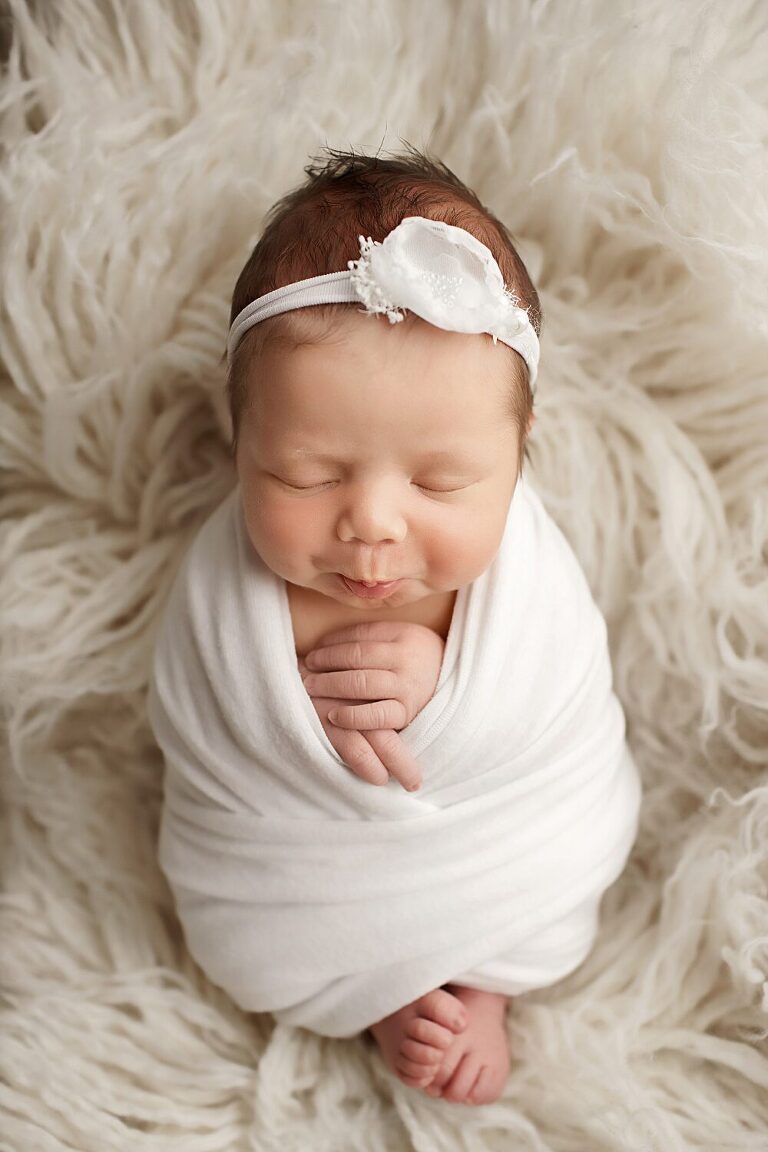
[227,215,540,391]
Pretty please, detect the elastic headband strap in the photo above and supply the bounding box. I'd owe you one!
[227,273,359,360]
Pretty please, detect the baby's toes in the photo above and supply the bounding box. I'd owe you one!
[395,1054,438,1086]
[424,1036,465,1097]
[468,1064,507,1105]
[469,1042,510,1104]
[399,1072,436,1090]
[417,988,468,1034]
[442,1053,483,1104]
[400,1037,443,1070]
[405,1015,455,1053]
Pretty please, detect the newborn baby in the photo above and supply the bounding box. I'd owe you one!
[148,147,642,1107]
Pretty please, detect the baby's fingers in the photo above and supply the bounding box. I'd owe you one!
[363,729,423,792]
[304,640,396,672]
[303,667,398,701]
[323,726,391,787]
[328,698,408,731]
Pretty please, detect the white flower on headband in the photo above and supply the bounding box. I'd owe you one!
[347,216,530,343]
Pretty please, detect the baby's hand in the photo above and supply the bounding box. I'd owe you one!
[298,621,445,792]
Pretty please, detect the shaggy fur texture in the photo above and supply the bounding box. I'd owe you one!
[1,1,766,1148]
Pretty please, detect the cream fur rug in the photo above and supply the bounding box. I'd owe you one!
[1,1,767,1148]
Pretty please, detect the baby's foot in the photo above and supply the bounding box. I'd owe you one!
[368,986,469,1090]
[423,986,511,1105]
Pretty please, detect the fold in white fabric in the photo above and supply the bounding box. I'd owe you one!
[147,476,642,1038]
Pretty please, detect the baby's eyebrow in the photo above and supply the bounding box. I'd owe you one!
[417,448,479,464]
[282,446,481,465]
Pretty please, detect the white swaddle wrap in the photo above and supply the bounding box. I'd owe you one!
[147,475,642,1038]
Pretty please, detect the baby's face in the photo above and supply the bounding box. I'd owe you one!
[236,311,525,611]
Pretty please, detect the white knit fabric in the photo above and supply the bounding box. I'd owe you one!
[147,476,641,1038]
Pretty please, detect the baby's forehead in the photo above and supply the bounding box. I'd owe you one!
[241,308,522,437]
[255,389,511,468]
[253,307,516,373]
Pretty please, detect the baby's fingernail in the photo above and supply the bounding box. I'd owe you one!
[327,710,339,723]
[305,653,316,667]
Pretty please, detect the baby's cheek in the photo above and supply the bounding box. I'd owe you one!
[427,516,499,587]
[258,500,305,549]
[241,495,316,573]
[252,493,313,546]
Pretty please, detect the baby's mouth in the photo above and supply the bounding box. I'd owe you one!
[340,574,397,585]
[337,574,403,599]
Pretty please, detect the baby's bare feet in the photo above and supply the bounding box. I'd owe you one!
[368,987,469,1090]
[423,986,511,1105]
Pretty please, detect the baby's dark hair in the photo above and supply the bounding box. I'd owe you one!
[224,142,543,466]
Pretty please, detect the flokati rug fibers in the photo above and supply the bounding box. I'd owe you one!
[1,1,767,1149]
